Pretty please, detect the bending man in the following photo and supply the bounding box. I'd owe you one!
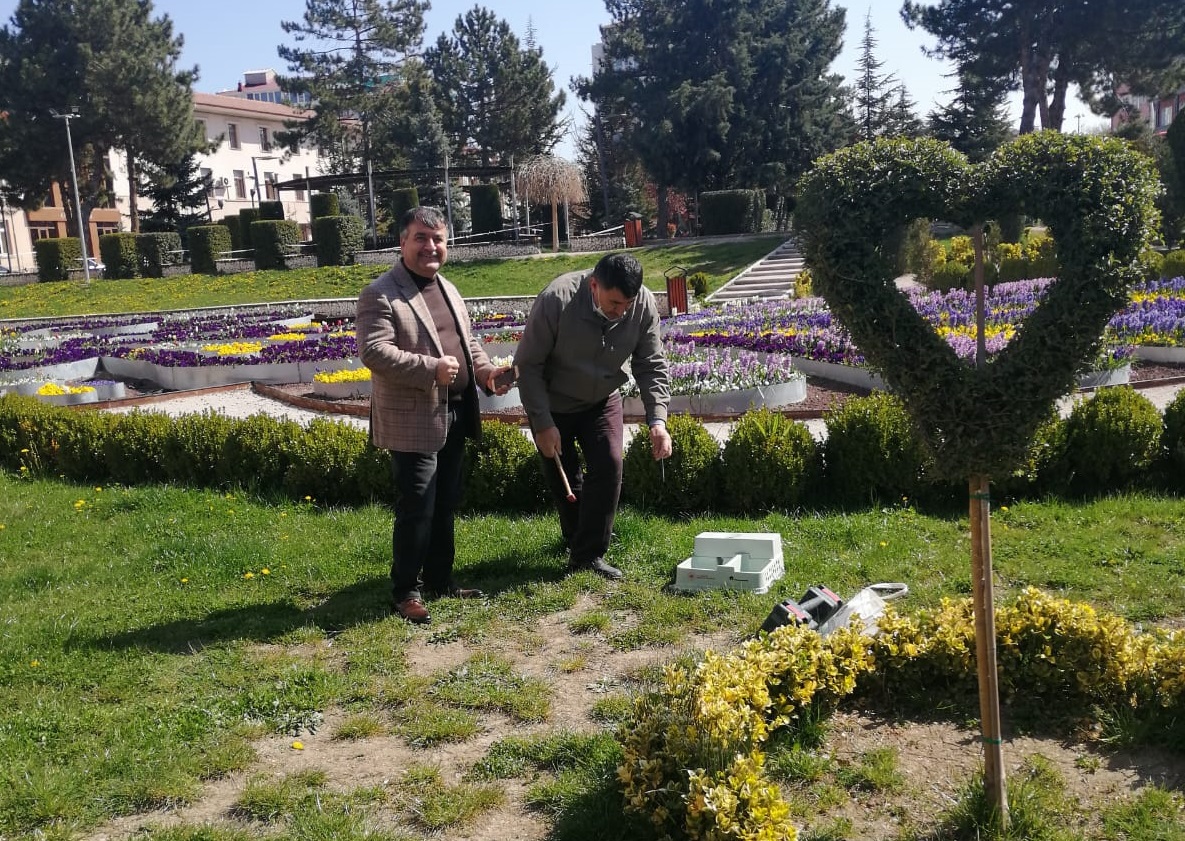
[515,252,672,580]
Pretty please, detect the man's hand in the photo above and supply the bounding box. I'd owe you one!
[486,365,516,395]
[534,426,561,459]
[435,355,460,385]
[650,424,673,460]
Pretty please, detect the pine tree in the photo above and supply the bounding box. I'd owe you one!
[852,13,902,141]
[0,0,202,236]
[424,6,565,168]
[579,0,849,235]
[276,0,430,237]
[138,152,214,234]
[928,71,1013,162]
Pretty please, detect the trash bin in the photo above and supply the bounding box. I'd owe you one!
[664,265,689,316]
[623,213,643,248]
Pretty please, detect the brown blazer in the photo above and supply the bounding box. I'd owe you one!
[356,262,495,452]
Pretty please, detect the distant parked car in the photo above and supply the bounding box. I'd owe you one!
[77,257,105,275]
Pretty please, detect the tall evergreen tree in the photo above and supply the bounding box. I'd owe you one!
[139,152,213,234]
[424,6,565,168]
[277,0,430,237]
[928,71,1012,162]
[903,0,1185,133]
[0,0,201,236]
[580,0,848,236]
[853,13,900,141]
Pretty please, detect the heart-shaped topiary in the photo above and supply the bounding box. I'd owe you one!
[795,132,1161,479]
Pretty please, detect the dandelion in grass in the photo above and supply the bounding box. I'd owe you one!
[94,487,102,492]
[74,500,86,510]
[292,741,304,750]
[879,541,888,548]
[180,577,189,585]
[261,568,270,576]
[30,660,39,668]
[243,571,255,580]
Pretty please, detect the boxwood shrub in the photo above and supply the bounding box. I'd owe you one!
[188,225,232,275]
[137,231,183,278]
[313,215,365,267]
[822,392,929,508]
[99,232,140,279]
[252,219,301,270]
[310,192,340,219]
[1050,386,1162,496]
[622,413,719,515]
[720,408,819,513]
[33,237,82,282]
[463,420,547,512]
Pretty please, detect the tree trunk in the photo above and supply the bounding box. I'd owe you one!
[550,198,559,252]
[1048,67,1070,132]
[126,148,140,233]
[656,185,670,240]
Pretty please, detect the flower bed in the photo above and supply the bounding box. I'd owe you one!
[2,278,1181,409]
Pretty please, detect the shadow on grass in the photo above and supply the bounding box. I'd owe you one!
[85,577,392,653]
[544,774,658,841]
[82,548,574,654]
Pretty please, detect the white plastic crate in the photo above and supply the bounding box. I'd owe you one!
[673,531,784,594]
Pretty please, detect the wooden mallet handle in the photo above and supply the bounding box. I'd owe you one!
[553,453,576,502]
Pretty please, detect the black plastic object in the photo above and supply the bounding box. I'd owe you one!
[759,599,815,633]
[798,585,843,625]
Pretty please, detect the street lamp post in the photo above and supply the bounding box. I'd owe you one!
[251,154,277,209]
[50,108,90,283]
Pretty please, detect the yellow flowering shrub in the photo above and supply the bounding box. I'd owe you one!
[617,589,1185,840]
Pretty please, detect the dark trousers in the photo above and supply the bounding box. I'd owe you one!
[390,406,466,602]
[542,393,624,565]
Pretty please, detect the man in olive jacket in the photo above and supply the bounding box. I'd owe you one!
[515,252,672,581]
[357,206,510,624]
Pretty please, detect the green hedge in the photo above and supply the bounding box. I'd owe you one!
[2,390,1182,514]
[310,192,339,219]
[238,208,260,248]
[251,219,301,270]
[313,215,365,267]
[188,225,232,275]
[137,231,183,278]
[221,215,245,251]
[33,237,82,282]
[388,187,418,227]
[98,232,140,279]
[469,184,502,234]
[699,189,764,236]
[258,200,284,221]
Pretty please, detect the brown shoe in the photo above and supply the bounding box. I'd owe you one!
[395,597,431,624]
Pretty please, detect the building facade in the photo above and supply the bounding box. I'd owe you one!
[1112,85,1185,135]
[2,72,327,274]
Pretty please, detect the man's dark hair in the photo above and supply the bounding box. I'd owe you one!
[400,206,448,237]
[592,252,644,297]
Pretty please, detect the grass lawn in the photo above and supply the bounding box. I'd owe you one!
[2,471,1185,839]
[0,234,787,320]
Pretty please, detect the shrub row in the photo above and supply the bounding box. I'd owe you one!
[3,388,1183,513]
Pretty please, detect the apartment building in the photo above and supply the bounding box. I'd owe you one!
[2,72,327,273]
[1111,85,1185,135]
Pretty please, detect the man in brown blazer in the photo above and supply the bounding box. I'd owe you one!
[357,206,511,624]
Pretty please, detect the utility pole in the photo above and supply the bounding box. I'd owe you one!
[50,108,90,284]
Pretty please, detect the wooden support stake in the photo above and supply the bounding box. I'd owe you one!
[970,474,1008,827]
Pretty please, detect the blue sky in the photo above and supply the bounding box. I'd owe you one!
[0,0,1099,157]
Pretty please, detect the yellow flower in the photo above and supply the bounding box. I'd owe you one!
[0,524,5,530]
[879,541,887,548]
[30,660,39,668]
[94,487,102,492]
[1000,505,1009,512]
[261,568,270,575]
[180,578,189,584]
[243,571,255,580]
[291,741,304,750]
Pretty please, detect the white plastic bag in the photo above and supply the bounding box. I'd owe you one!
[817,582,908,637]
